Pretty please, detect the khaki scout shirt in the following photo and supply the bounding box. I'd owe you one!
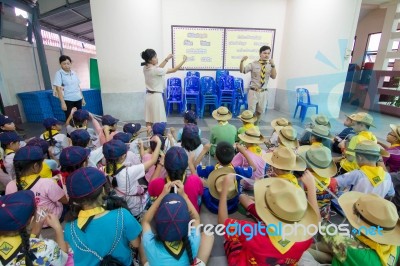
[244,60,272,89]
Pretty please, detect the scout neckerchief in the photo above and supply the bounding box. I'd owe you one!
[390,143,400,148]
[312,171,332,192]
[163,240,185,260]
[358,131,377,142]
[0,235,22,265]
[268,233,295,254]
[106,163,124,176]
[218,121,228,126]
[357,235,398,266]
[360,165,385,187]
[278,173,300,188]
[5,149,15,156]
[215,163,234,170]
[243,123,255,130]
[42,129,59,140]
[259,60,267,87]
[77,207,106,231]
[311,142,323,147]
[20,174,41,190]
[247,145,262,157]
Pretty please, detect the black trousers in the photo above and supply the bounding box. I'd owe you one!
[64,100,82,120]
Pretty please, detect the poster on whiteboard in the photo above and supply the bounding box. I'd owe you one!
[224,28,275,70]
[172,26,224,69]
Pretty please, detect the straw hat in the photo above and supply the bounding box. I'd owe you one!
[212,107,232,121]
[254,178,319,242]
[271,118,291,131]
[208,167,237,200]
[390,124,400,140]
[350,112,375,127]
[306,125,333,140]
[355,140,390,157]
[311,114,331,128]
[238,128,265,144]
[278,126,299,149]
[339,192,400,245]
[238,110,257,123]
[262,146,306,171]
[345,113,357,121]
[297,145,337,177]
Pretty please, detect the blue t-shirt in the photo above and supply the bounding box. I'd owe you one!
[64,208,141,266]
[53,69,82,101]
[143,228,201,266]
[176,127,202,142]
[197,165,252,213]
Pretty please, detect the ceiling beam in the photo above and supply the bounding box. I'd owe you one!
[39,0,89,20]
[59,18,91,31]
[69,9,88,20]
[40,23,94,44]
[78,29,93,35]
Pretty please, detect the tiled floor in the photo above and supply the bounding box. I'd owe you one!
[18,102,400,265]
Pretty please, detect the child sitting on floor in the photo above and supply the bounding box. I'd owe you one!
[170,110,201,142]
[0,131,22,178]
[237,110,259,137]
[40,117,69,159]
[210,107,237,156]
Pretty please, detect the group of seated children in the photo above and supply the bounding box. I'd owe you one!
[0,105,399,266]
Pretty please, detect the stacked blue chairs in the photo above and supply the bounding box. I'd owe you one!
[199,76,219,118]
[234,77,248,116]
[166,78,184,115]
[186,71,200,78]
[184,76,201,114]
[293,88,319,122]
[216,70,229,92]
[218,75,236,112]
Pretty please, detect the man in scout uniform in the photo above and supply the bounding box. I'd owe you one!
[306,125,333,149]
[210,107,237,156]
[319,192,400,265]
[335,140,394,198]
[298,145,338,220]
[237,110,259,137]
[339,112,377,173]
[268,118,291,147]
[240,46,277,125]
[232,128,266,190]
[219,176,319,265]
[299,114,331,146]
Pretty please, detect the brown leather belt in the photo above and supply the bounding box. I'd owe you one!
[250,87,268,92]
[146,90,162,94]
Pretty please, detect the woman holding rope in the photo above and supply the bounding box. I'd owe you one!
[141,49,187,127]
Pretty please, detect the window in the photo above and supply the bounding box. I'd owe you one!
[364,32,381,66]
[1,5,31,41]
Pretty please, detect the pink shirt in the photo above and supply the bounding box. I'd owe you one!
[142,153,167,182]
[6,178,65,225]
[92,118,117,146]
[231,150,266,189]
[148,174,204,212]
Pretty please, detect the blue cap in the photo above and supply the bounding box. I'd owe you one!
[103,139,128,160]
[152,122,167,135]
[182,123,199,139]
[113,132,133,144]
[14,146,44,161]
[0,115,14,126]
[184,110,197,123]
[102,115,119,126]
[43,117,63,129]
[73,109,90,121]
[123,123,141,135]
[0,131,22,145]
[60,146,90,167]
[27,137,49,154]
[0,190,36,231]
[70,129,91,146]
[164,146,188,171]
[155,193,190,241]
[66,167,107,199]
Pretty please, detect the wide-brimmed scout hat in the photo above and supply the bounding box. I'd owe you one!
[208,167,237,200]
[212,107,232,121]
[350,112,375,127]
[339,192,400,245]
[262,146,306,171]
[238,128,265,144]
[306,125,333,140]
[354,140,389,157]
[278,126,299,149]
[238,110,257,123]
[271,118,291,131]
[345,113,357,121]
[311,114,331,128]
[297,145,337,177]
[254,178,319,242]
[390,124,400,140]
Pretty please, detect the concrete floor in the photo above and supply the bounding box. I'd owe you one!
[19,102,400,265]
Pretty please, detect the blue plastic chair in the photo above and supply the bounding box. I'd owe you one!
[200,76,218,118]
[215,70,229,91]
[218,75,236,112]
[233,77,248,116]
[184,76,201,114]
[293,88,318,122]
[166,78,184,115]
[186,71,200,78]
